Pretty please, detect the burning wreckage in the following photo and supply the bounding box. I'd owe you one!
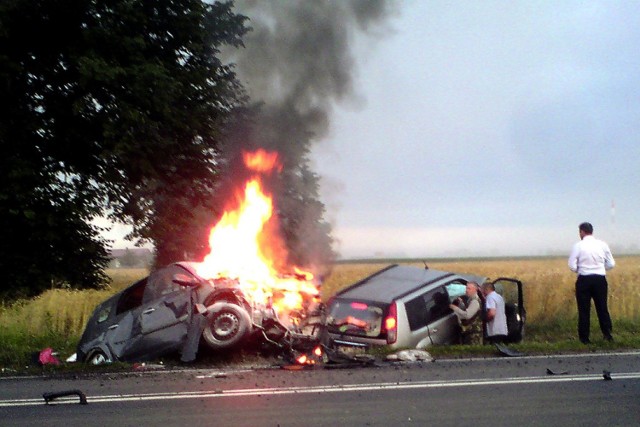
[77,150,334,367]
[76,261,327,366]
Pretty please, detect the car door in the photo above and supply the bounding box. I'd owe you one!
[131,265,193,358]
[424,285,458,345]
[491,277,525,343]
[102,278,148,360]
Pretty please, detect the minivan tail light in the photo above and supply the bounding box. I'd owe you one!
[350,302,368,310]
[385,302,398,344]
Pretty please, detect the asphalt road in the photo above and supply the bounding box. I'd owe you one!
[2,351,640,426]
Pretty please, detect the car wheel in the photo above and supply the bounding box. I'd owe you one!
[86,349,111,365]
[202,303,251,350]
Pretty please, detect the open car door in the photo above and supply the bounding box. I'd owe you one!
[491,278,526,343]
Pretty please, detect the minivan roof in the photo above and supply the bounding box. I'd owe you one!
[336,264,456,303]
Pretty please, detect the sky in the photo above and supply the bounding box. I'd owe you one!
[310,0,640,259]
[106,1,639,260]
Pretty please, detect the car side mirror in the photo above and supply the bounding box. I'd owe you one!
[172,273,200,288]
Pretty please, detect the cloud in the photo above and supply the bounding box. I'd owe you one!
[312,1,640,257]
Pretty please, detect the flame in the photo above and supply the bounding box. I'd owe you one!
[195,150,318,314]
[243,149,283,173]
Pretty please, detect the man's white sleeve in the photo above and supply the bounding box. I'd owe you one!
[568,244,579,273]
[603,243,615,270]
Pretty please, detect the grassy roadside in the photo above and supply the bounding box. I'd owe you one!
[427,320,640,360]
[2,318,638,376]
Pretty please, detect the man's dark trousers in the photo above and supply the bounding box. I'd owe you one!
[575,274,613,342]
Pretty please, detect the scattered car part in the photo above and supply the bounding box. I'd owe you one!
[385,349,433,362]
[43,390,87,405]
[495,343,526,357]
[546,368,568,375]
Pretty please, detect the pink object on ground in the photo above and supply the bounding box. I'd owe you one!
[38,348,61,365]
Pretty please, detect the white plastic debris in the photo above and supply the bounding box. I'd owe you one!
[385,349,433,362]
[66,353,78,363]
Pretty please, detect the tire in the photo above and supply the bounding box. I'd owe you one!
[202,303,252,350]
[86,349,111,365]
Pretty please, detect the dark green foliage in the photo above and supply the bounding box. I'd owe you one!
[0,0,249,298]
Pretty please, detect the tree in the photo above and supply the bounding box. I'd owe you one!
[0,0,249,300]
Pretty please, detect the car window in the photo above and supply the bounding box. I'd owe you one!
[143,265,188,304]
[405,295,428,331]
[406,286,451,331]
[424,287,451,324]
[116,278,147,315]
[445,281,467,303]
[96,306,111,323]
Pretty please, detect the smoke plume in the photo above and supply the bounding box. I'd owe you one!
[221,0,397,268]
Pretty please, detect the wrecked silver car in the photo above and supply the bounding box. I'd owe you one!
[326,264,525,350]
[76,262,320,364]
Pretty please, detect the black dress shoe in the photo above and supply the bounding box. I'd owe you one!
[604,335,614,342]
[580,339,591,344]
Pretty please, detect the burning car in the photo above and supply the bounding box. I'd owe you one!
[326,264,525,351]
[77,149,324,365]
[77,261,321,364]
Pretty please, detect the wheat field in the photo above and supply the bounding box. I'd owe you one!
[2,258,639,339]
[0,269,148,339]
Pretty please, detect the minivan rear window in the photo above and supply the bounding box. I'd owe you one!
[327,299,386,337]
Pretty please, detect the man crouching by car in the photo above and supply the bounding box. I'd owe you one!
[449,282,483,345]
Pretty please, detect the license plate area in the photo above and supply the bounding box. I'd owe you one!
[334,341,368,357]
[338,345,365,356]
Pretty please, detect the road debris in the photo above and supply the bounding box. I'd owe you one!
[132,362,165,371]
[546,368,569,375]
[37,348,61,366]
[385,349,433,362]
[43,390,88,405]
[495,344,526,357]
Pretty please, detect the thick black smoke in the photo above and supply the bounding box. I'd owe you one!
[221,0,397,269]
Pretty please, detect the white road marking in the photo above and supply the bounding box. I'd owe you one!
[2,350,639,382]
[434,350,640,363]
[194,369,254,378]
[2,371,640,408]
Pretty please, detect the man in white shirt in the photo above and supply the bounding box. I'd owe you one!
[568,222,615,344]
[481,282,508,344]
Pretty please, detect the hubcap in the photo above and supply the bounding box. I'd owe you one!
[213,312,240,340]
[90,353,107,365]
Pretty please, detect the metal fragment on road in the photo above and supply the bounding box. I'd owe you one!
[43,390,88,405]
[546,368,569,375]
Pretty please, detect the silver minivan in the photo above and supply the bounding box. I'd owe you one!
[326,264,525,349]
